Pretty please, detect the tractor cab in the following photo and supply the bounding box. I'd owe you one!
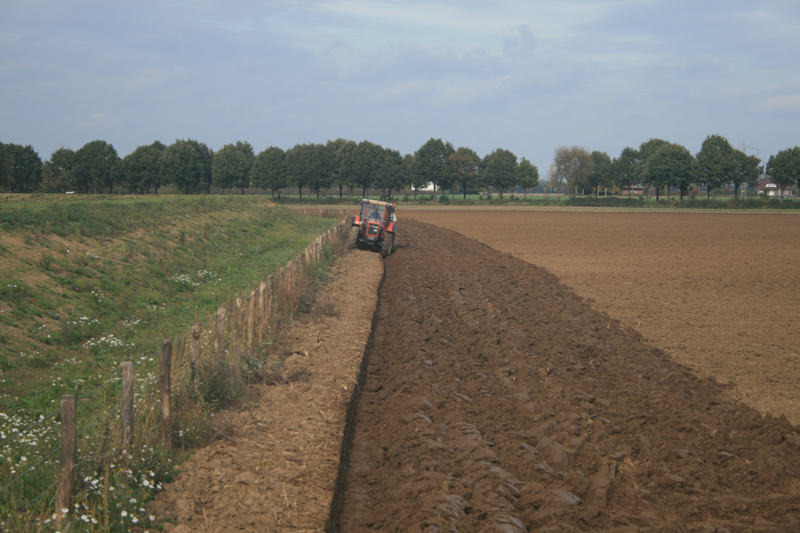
[347,199,397,257]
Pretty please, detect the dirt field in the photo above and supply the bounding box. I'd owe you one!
[338,218,800,531]
[150,209,800,532]
[403,208,800,426]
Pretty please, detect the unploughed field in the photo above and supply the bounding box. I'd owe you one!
[337,214,800,531]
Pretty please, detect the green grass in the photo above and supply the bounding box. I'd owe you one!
[0,194,344,531]
[265,192,800,210]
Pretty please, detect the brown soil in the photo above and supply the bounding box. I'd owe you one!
[149,210,800,532]
[338,218,800,532]
[147,250,384,532]
[403,208,800,425]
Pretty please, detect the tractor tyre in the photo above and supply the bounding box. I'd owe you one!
[381,232,395,258]
[347,225,359,250]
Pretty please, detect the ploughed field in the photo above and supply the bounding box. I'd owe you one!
[338,217,800,532]
[402,209,800,425]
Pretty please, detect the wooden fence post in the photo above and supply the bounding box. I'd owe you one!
[190,324,202,394]
[120,362,134,456]
[214,307,227,359]
[160,339,173,449]
[235,296,244,348]
[248,289,257,352]
[56,395,76,530]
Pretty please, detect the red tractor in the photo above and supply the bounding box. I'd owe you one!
[347,199,396,258]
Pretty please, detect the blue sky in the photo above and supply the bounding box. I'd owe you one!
[1,0,798,171]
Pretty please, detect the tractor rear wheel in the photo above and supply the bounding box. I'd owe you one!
[347,225,359,250]
[381,232,394,258]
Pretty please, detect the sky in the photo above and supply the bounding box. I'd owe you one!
[1,0,799,171]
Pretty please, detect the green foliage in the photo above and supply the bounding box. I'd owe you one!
[72,140,119,194]
[120,140,165,194]
[552,146,593,198]
[412,138,454,194]
[587,151,612,196]
[642,143,698,200]
[448,147,481,199]
[696,134,736,199]
[251,146,287,197]
[732,149,763,198]
[159,139,212,194]
[516,157,540,196]
[213,141,255,193]
[481,148,518,198]
[285,143,331,199]
[612,147,641,195]
[766,147,800,196]
[0,143,43,193]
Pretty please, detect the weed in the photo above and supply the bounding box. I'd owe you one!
[37,253,54,271]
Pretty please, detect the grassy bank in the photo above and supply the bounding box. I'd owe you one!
[0,194,343,530]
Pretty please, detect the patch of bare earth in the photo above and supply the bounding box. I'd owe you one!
[146,250,383,532]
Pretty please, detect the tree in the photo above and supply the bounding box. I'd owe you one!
[447,147,481,199]
[72,140,119,194]
[306,144,332,199]
[374,148,405,199]
[696,134,735,200]
[412,138,454,199]
[160,139,211,194]
[552,146,593,198]
[0,143,44,192]
[587,151,612,197]
[121,141,165,194]
[41,147,75,192]
[326,138,357,198]
[516,157,539,198]
[352,141,384,198]
[732,149,763,199]
[213,141,254,194]
[234,141,255,193]
[251,147,286,198]
[766,147,800,198]
[635,139,670,197]
[401,154,414,195]
[612,147,640,197]
[480,149,518,198]
[642,143,697,200]
[285,143,329,199]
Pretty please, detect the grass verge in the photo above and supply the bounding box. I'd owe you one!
[0,195,347,531]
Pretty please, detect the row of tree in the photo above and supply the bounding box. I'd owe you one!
[550,136,800,200]
[1,135,798,199]
[0,138,540,198]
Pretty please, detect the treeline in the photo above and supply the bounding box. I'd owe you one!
[2,135,798,199]
[0,138,539,199]
[550,136,800,200]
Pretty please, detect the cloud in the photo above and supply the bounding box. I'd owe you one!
[759,94,800,112]
[80,113,123,130]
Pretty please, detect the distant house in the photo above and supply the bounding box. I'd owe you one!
[619,183,645,196]
[758,176,795,197]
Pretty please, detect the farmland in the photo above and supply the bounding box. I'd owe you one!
[338,215,800,531]
[403,207,800,426]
